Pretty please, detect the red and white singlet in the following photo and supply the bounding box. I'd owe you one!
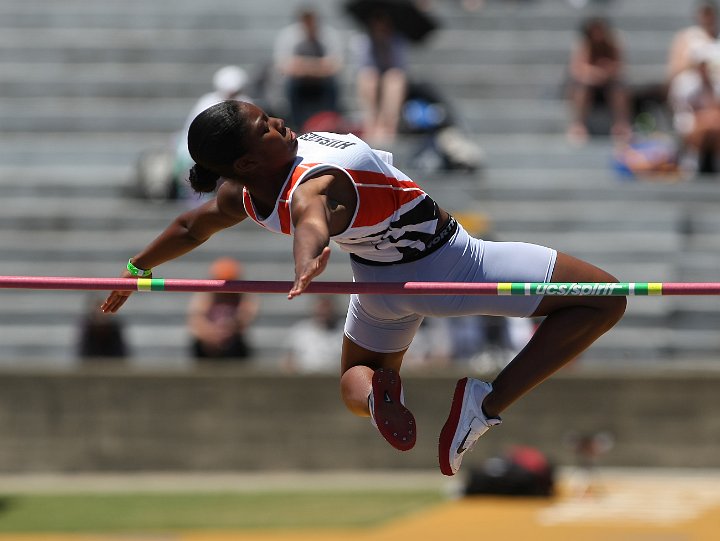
[242,131,445,264]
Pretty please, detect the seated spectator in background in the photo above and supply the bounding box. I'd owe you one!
[566,17,631,144]
[448,315,534,372]
[181,66,254,139]
[77,295,129,360]
[187,258,259,362]
[402,317,452,369]
[354,10,409,143]
[401,80,485,172]
[135,65,253,203]
[284,295,345,373]
[174,65,254,200]
[273,6,343,131]
[667,1,718,85]
[668,44,720,173]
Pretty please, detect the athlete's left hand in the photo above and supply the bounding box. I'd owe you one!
[101,269,138,313]
[288,246,331,299]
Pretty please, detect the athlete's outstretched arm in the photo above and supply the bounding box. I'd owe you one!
[287,171,357,299]
[102,189,247,313]
[288,180,333,299]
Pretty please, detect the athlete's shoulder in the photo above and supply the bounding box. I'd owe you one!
[216,180,248,219]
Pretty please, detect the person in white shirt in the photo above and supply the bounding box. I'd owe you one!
[174,66,254,200]
[285,295,345,373]
[667,2,718,83]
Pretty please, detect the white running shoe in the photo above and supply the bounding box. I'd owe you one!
[438,378,501,476]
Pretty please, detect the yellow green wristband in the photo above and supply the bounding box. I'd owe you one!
[127,259,153,277]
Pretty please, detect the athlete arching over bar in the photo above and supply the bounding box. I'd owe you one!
[102,101,626,476]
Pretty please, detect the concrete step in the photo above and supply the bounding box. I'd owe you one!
[0,0,315,18]
[0,60,665,101]
[0,231,682,269]
[0,98,192,133]
[0,133,166,166]
[0,97,574,135]
[432,0,690,20]
[0,133,619,170]
[0,0,689,32]
[0,194,687,230]
[0,97,570,136]
[0,26,677,61]
[2,319,715,365]
[0,165,132,199]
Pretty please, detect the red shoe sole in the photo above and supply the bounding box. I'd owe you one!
[372,368,416,451]
[438,377,469,476]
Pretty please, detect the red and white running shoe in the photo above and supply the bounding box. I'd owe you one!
[369,368,416,451]
[438,378,501,476]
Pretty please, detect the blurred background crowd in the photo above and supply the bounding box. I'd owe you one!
[2,0,720,374]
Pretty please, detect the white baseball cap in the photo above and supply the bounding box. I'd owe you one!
[212,65,248,95]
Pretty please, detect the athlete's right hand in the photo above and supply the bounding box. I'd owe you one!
[288,246,331,300]
[101,269,137,313]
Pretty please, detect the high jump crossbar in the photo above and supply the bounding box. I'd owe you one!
[0,276,720,296]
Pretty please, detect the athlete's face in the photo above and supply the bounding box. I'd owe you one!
[240,103,298,173]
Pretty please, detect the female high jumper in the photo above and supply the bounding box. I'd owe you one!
[102,101,626,476]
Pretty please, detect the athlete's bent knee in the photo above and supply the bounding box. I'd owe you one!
[340,366,372,417]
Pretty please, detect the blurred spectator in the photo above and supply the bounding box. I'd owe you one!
[665,3,720,173]
[187,258,259,362]
[566,17,631,144]
[135,65,254,203]
[402,317,452,369]
[401,80,485,172]
[77,295,129,360]
[354,10,409,143]
[667,1,718,84]
[668,43,720,173]
[179,66,254,143]
[564,431,614,498]
[174,65,254,200]
[273,6,344,131]
[566,0,615,8]
[448,315,534,372]
[284,295,345,373]
[459,0,485,11]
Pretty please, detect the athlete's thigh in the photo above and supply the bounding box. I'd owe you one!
[445,238,558,318]
[341,334,406,374]
[341,293,423,374]
[531,251,621,316]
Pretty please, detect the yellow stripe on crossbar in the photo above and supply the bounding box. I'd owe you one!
[647,282,663,296]
[497,283,512,295]
[137,278,153,292]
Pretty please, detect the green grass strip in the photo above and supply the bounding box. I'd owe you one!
[0,490,443,533]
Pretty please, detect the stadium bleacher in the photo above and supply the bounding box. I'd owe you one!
[1,0,719,367]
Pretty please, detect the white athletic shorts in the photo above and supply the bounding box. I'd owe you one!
[343,223,557,353]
